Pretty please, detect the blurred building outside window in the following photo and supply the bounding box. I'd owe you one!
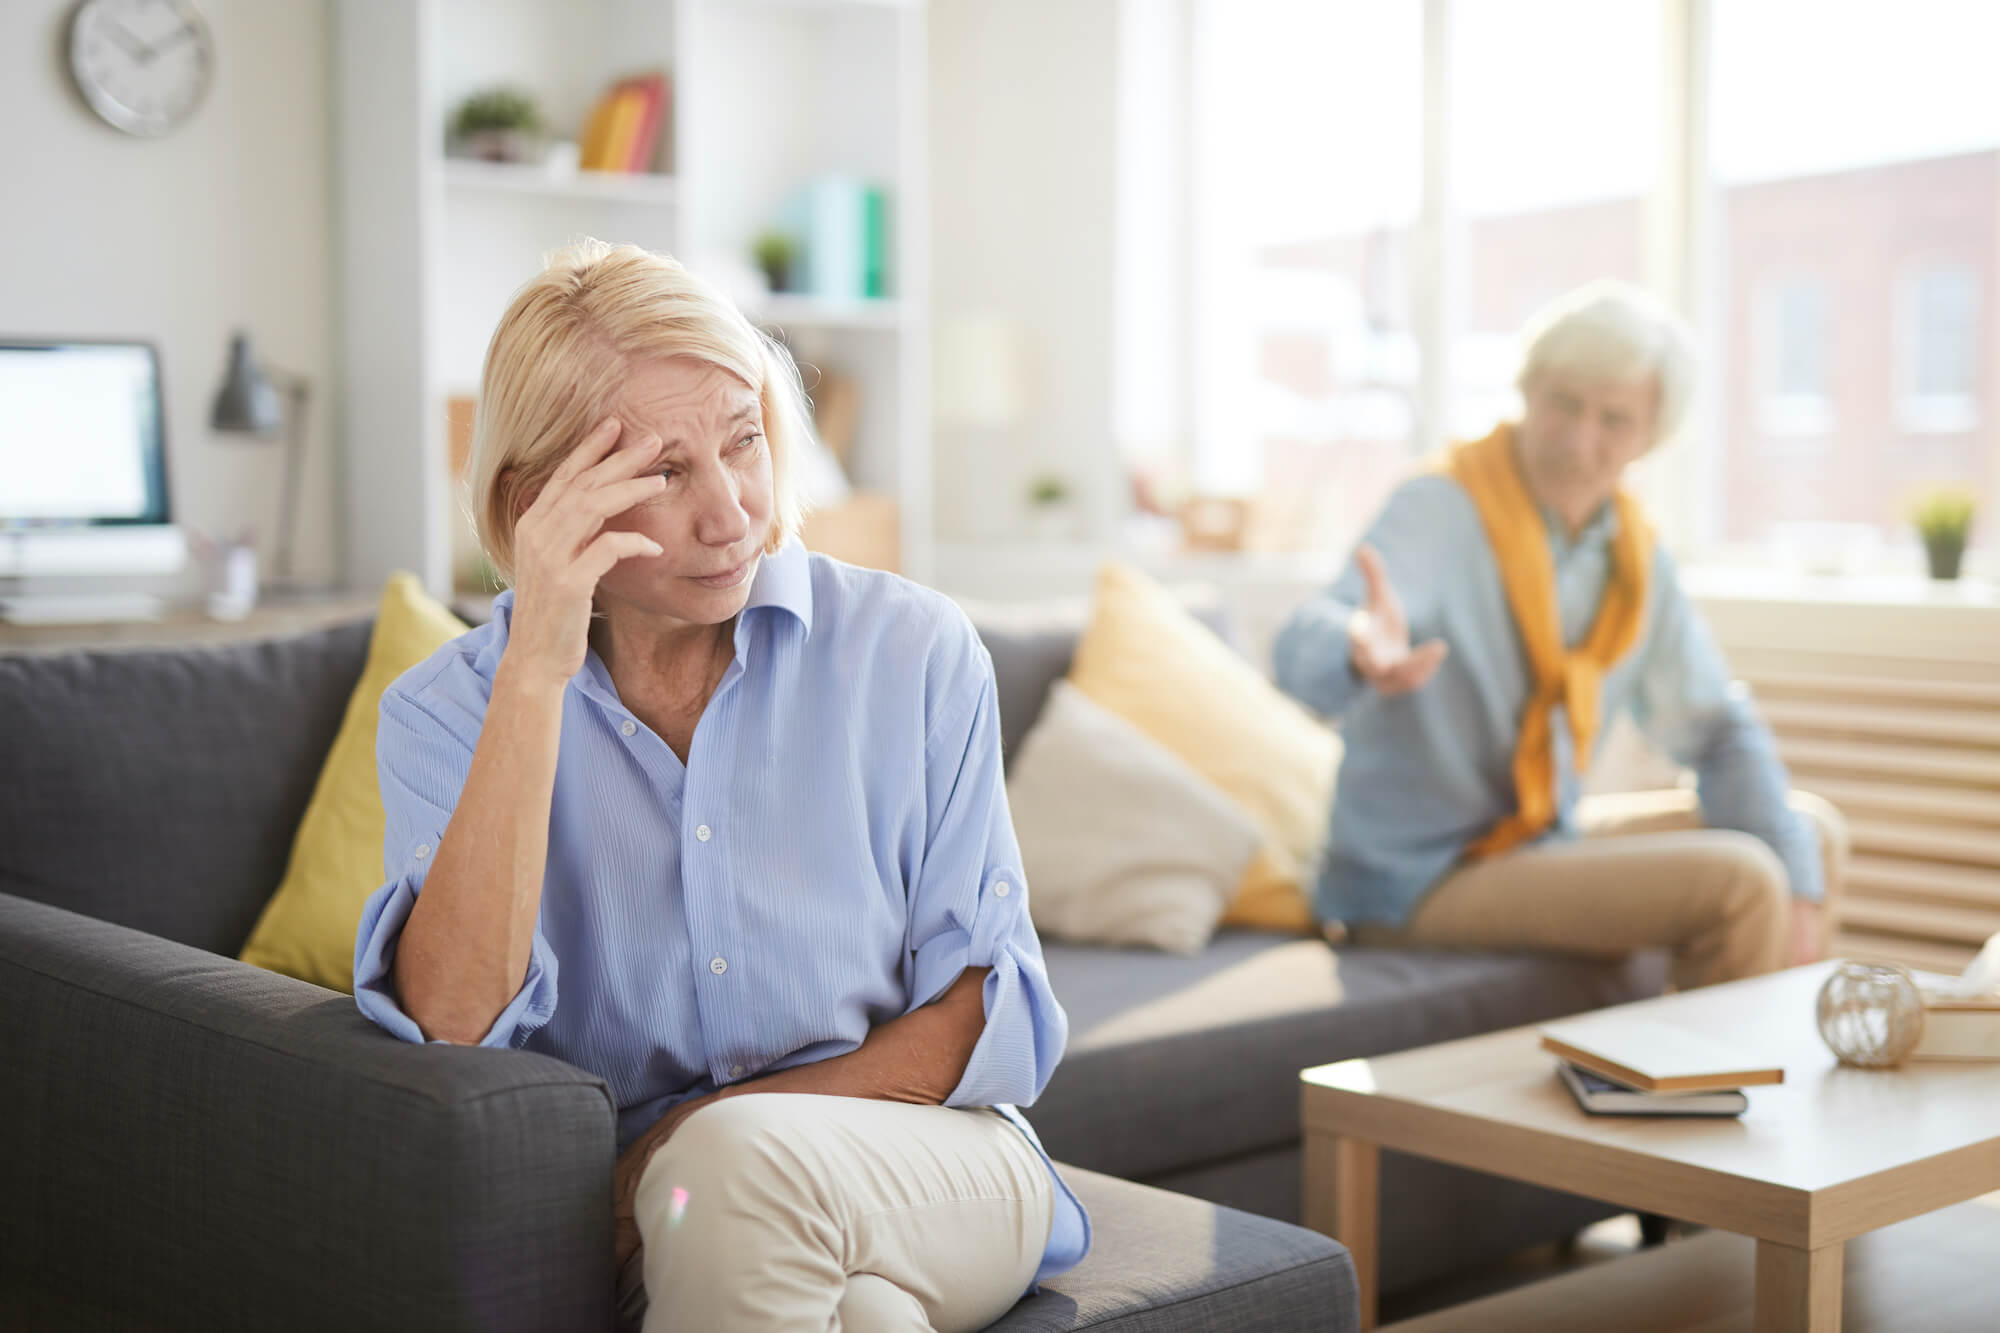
[1168,0,1998,574]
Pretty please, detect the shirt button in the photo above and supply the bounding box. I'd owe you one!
[695,824,712,842]
[414,843,431,860]
[710,956,728,975]
[620,720,637,737]
[994,880,1011,898]
[730,1064,746,1079]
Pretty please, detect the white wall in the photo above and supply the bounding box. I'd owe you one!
[0,0,337,593]
[929,0,1123,545]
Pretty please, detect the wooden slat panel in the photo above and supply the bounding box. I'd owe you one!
[1837,896,2000,946]
[1800,777,2000,827]
[1742,670,2000,710]
[1780,736,2000,788]
[1847,855,2000,908]
[1845,818,2000,870]
[1828,930,1978,974]
[1759,698,2000,749]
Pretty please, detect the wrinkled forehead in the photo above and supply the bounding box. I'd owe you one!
[613,355,763,439]
[1530,365,1659,411]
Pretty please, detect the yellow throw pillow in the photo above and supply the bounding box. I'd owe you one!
[239,574,468,991]
[1066,562,1341,933]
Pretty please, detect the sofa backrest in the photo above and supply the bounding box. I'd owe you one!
[0,621,371,955]
[0,596,1226,955]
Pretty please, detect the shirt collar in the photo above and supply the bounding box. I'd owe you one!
[1538,497,1620,555]
[740,538,814,639]
[477,540,813,695]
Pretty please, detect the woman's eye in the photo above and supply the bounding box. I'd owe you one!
[658,467,680,481]
[735,433,764,453]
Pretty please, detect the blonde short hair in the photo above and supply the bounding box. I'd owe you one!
[1516,280,1698,442]
[466,238,812,584]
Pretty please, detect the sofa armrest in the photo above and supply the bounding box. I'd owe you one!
[0,891,617,1332]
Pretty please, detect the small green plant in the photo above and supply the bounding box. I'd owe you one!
[1027,473,1071,508]
[752,231,797,292]
[450,87,544,141]
[1910,486,1977,580]
[1911,487,1976,542]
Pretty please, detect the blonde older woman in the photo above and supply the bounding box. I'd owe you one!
[1274,281,1844,989]
[352,240,1087,1331]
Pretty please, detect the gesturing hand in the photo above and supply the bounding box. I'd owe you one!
[1347,544,1449,698]
[503,415,666,690]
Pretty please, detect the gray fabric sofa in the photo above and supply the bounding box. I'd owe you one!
[975,613,1670,1295]
[0,618,1358,1332]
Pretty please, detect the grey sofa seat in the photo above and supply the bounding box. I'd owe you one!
[1037,933,1666,1182]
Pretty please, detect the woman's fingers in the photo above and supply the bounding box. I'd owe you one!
[547,415,626,489]
[577,529,663,581]
[533,475,666,560]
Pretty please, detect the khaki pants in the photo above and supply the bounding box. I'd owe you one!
[1354,789,1848,991]
[625,1093,1054,1333]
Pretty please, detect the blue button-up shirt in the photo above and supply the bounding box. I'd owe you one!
[353,541,1089,1284]
[1273,473,1821,928]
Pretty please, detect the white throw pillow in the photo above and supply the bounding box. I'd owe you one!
[1008,680,1262,954]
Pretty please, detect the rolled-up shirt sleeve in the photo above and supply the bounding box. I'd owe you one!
[352,684,560,1046]
[905,622,1068,1110]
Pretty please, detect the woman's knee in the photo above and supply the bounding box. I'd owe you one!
[638,1095,823,1223]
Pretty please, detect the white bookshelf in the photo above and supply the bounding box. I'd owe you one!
[333,0,931,595]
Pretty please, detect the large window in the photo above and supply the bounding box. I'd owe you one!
[1186,0,1423,553]
[1447,0,1657,440]
[1179,0,1998,569]
[1706,0,1999,559]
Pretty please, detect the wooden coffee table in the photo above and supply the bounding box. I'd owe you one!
[1300,963,2000,1332]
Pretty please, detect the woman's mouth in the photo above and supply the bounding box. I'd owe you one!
[690,558,755,589]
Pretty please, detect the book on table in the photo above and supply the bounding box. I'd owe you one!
[1912,969,2000,1061]
[1537,1017,1784,1093]
[1555,1061,1750,1117]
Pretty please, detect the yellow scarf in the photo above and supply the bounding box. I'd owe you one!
[1442,424,1652,858]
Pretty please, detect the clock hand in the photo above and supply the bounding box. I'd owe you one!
[102,20,155,63]
[147,23,198,61]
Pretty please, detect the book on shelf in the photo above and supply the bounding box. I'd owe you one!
[1555,1061,1749,1118]
[579,71,669,174]
[1538,1017,1784,1094]
[780,177,892,302]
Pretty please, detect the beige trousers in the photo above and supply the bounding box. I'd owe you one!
[1355,789,1848,991]
[626,1093,1054,1333]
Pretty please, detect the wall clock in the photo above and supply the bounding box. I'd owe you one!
[68,0,215,138]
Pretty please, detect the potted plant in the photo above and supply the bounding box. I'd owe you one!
[1911,487,1977,580]
[449,87,545,164]
[1025,473,1075,542]
[752,231,798,294]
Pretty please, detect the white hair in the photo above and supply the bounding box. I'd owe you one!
[1515,281,1698,442]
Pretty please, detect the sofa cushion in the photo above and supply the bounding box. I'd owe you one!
[1064,563,1337,934]
[0,620,371,956]
[1031,930,1669,1181]
[963,597,1233,770]
[239,577,467,990]
[1012,682,1259,955]
[990,1167,1356,1332]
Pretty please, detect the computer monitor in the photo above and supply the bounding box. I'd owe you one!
[0,338,186,585]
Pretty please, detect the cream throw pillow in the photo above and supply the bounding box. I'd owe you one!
[1066,561,1342,933]
[1009,681,1261,954]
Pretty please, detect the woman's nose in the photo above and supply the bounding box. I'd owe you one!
[691,466,749,546]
